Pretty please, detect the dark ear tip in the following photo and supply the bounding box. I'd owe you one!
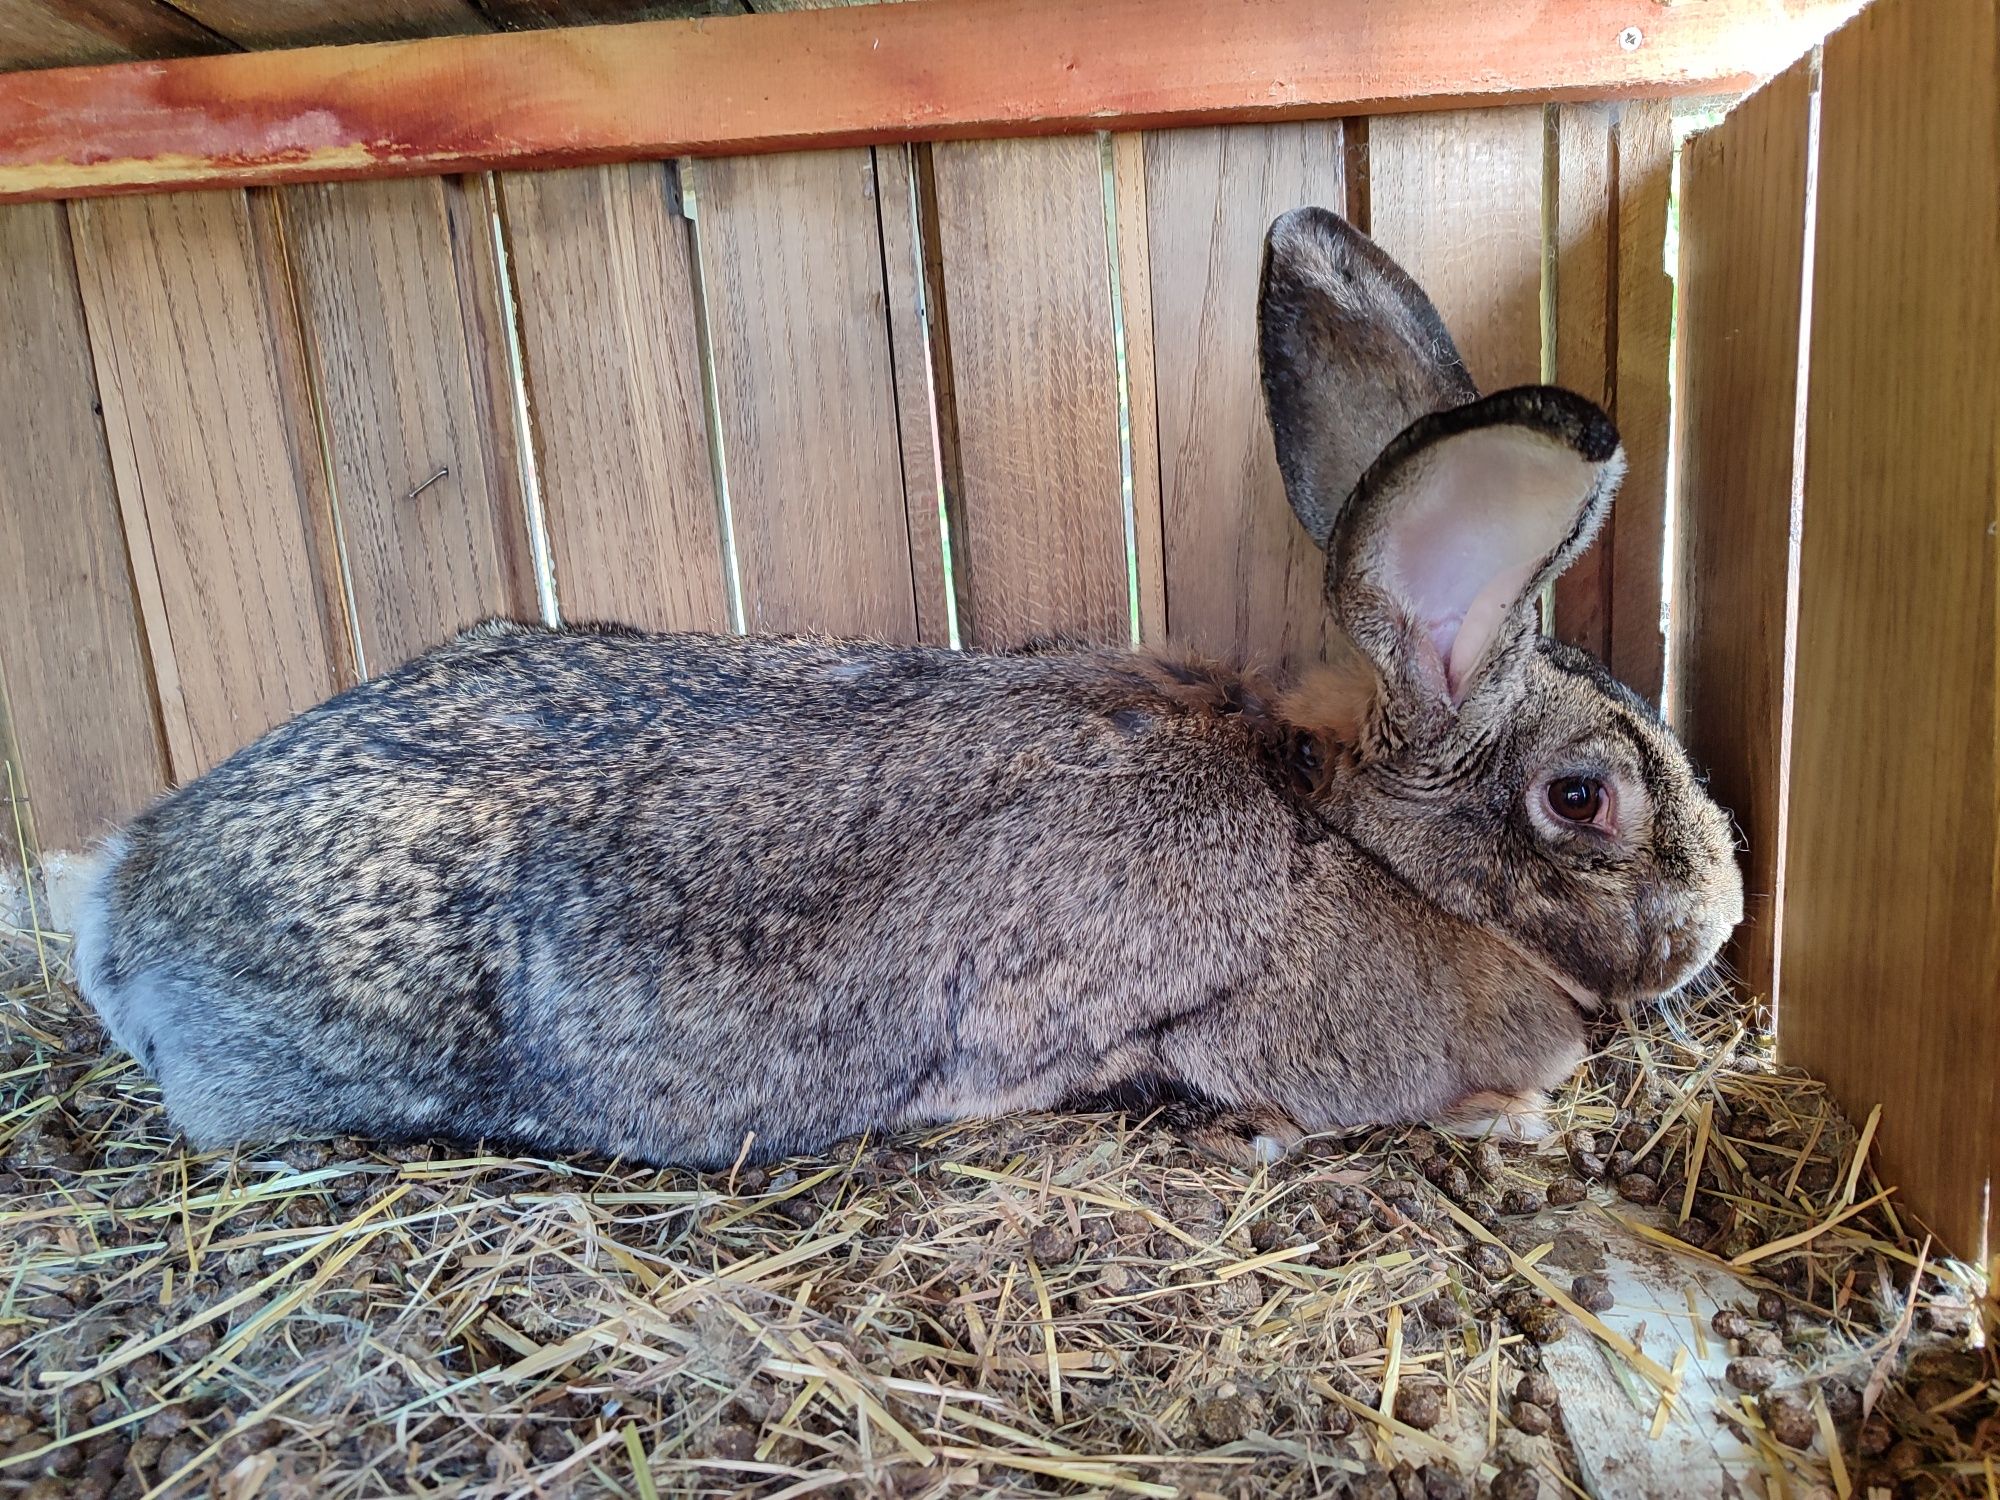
[1359,386,1625,505]
[1477,386,1622,464]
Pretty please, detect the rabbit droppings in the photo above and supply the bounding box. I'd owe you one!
[76,209,1743,1169]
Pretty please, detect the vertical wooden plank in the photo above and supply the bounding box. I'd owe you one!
[929,136,1128,649]
[70,190,349,778]
[1545,102,1673,702]
[0,202,166,850]
[1782,0,1998,1258]
[1368,107,1546,393]
[873,143,954,648]
[449,174,542,615]
[1342,117,1371,232]
[912,144,968,642]
[689,150,917,641]
[1672,59,1815,1011]
[282,175,536,671]
[1143,122,1345,669]
[498,163,730,634]
[1110,131,1167,648]
[1607,101,1675,704]
[1551,104,1615,660]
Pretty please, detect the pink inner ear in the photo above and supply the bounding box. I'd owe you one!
[1449,558,1540,695]
[1384,428,1601,703]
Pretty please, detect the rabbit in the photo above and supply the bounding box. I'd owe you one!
[73,206,1743,1170]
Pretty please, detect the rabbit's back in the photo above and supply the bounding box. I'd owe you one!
[77,622,1311,1164]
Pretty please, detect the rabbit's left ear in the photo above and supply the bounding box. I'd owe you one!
[1259,207,1477,548]
[1328,387,1624,715]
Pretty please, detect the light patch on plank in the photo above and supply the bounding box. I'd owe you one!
[1533,1210,1772,1498]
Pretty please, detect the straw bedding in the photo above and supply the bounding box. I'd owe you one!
[0,907,1992,1499]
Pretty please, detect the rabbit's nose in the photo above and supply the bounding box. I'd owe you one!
[1657,903,1733,980]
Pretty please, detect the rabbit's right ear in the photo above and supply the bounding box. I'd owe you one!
[1258,207,1478,548]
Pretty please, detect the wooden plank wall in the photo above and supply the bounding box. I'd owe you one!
[689,149,921,642]
[0,110,1679,925]
[69,190,353,778]
[1772,0,1997,1261]
[1141,122,1343,669]
[1673,0,1999,1260]
[0,203,164,851]
[1673,57,1816,1012]
[496,163,729,634]
[928,136,1130,649]
[1550,103,1676,702]
[0,0,747,73]
[281,176,537,672]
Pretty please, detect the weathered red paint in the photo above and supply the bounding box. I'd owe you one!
[0,0,1863,202]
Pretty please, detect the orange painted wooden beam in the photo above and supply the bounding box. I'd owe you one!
[0,0,1864,202]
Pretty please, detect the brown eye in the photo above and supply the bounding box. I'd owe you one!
[1547,776,1606,825]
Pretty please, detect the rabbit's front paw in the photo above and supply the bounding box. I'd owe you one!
[1436,1089,1555,1144]
[1185,1105,1306,1168]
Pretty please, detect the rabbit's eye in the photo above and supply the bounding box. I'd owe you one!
[1548,777,1606,824]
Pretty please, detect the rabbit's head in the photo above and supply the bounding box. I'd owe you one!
[1259,207,1743,1012]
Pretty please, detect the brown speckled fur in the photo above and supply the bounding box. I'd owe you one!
[73,209,1743,1168]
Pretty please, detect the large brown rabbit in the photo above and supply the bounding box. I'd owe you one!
[75,208,1742,1169]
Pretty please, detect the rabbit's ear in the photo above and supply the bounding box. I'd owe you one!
[1258,207,1478,548]
[1329,387,1624,713]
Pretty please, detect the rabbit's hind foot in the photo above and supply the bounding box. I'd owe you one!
[1183,1105,1307,1169]
[1436,1089,1556,1144]
[1065,1073,1305,1169]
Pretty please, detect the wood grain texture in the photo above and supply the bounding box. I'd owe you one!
[742,0,908,9]
[1550,103,1615,659]
[1111,131,1166,648]
[0,0,225,72]
[911,143,969,639]
[0,0,1862,202]
[282,175,536,671]
[1341,116,1370,233]
[872,142,953,647]
[1368,107,1546,394]
[482,0,744,22]
[0,201,166,850]
[929,136,1128,648]
[69,189,350,778]
[1672,59,1814,1012]
[1606,100,1674,705]
[1779,0,1998,1259]
[498,163,730,634]
[1537,1220,1775,1498]
[0,0,752,71]
[445,173,541,623]
[171,0,486,49]
[1548,101,1674,701]
[1143,122,1344,670]
[689,150,916,641]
